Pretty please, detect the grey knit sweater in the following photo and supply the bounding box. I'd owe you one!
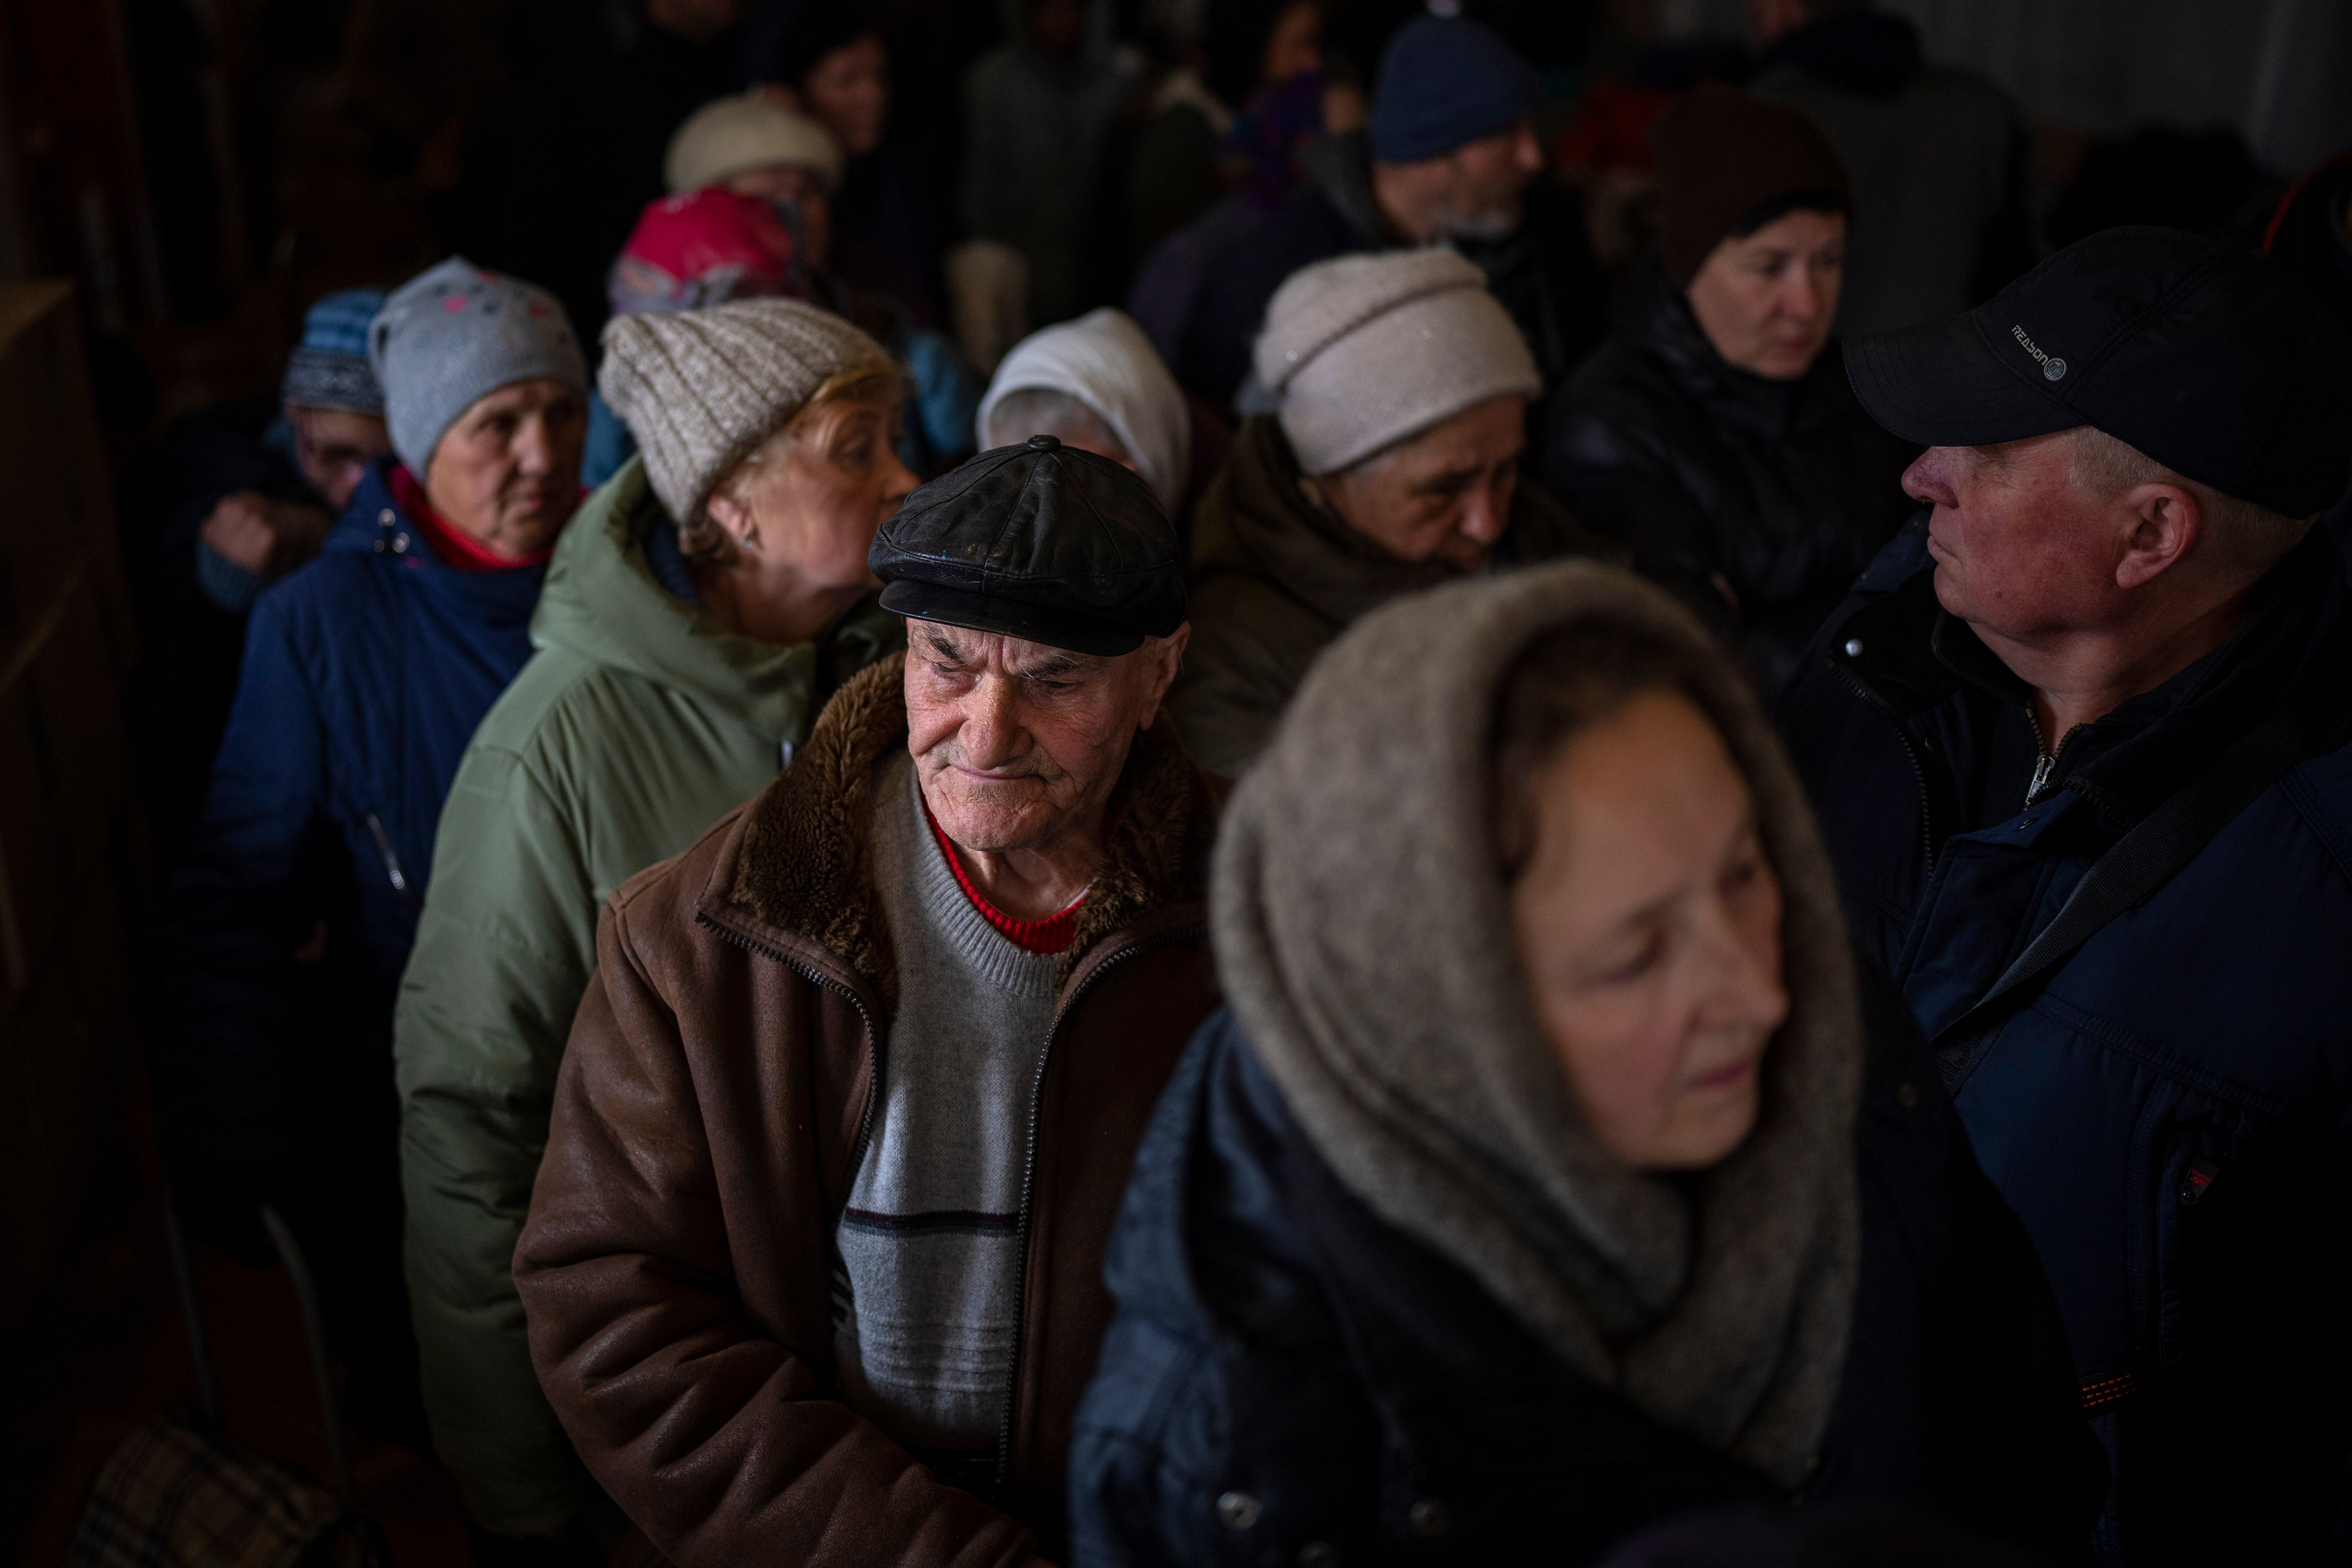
[830,752,1063,1468]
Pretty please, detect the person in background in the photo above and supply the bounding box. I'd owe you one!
[1746,0,2030,338]
[1545,87,1915,695]
[510,438,1219,1565]
[1177,13,1602,422]
[1125,0,1364,387]
[587,185,811,489]
[124,288,391,864]
[473,0,752,344]
[1072,564,2104,1564]
[1125,0,1324,260]
[2265,148,2352,548]
[397,299,908,1559]
[654,93,980,474]
[154,257,586,1452]
[977,307,1195,525]
[1779,227,2352,1561]
[762,3,948,326]
[2265,147,2352,338]
[962,0,1142,329]
[1169,249,1606,777]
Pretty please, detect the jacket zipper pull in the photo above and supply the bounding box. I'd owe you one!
[2026,749,2057,806]
[2178,1157,2221,1206]
[366,812,423,916]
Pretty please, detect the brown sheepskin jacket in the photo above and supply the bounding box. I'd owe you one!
[513,654,1222,1567]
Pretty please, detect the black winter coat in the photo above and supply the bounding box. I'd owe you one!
[1543,268,1916,693]
[1068,978,2106,1567]
[1175,131,1605,418]
[1778,519,2352,1564]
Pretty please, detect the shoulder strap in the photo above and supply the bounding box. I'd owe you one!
[1934,613,2352,1094]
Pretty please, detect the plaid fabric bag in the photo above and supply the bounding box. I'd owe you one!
[69,1406,381,1568]
[72,1204,390,1568]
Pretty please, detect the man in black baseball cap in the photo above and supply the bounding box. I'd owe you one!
[1780,226,2352,1560]
[509,433,1218,1562]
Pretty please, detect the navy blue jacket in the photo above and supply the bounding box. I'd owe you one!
[155,459,547,1187]
[1777,517,2352,1563]
[1069,985,2102,1567]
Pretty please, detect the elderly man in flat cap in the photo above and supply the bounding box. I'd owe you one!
[512,434,1218,1567]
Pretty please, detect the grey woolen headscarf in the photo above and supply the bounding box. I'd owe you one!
[1211,561,1864,1488]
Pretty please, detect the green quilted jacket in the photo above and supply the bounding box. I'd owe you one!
[392,457,901,1533]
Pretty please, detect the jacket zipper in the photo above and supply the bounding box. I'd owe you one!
[992,919,1206,1490]
[365,812,423,916]
[694,911,884,1172]
[1833,662,1941,880]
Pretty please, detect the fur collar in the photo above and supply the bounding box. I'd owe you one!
[726,653,1219,1006]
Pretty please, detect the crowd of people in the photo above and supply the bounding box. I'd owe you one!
[126,2,2352,1566]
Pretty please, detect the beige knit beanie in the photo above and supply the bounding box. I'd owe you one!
[598,298,892,523]
[1255,248,1541,476]
[665,93,844,194]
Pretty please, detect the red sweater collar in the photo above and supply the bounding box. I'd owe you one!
[389,464,557,571]
[924,805,1083,955]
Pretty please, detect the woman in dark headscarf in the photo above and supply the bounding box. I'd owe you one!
[1067,562,2105,1565]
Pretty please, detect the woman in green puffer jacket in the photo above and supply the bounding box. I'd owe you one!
[393,300,912,1549]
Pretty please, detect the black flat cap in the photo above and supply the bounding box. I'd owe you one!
[871,434,1186,656]
[1847,225,2352,517]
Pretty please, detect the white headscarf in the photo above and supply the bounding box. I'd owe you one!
[977,308,1192,517]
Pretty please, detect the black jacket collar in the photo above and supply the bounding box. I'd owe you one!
[1831,526,2344,828]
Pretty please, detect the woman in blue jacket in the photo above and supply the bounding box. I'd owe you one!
[1068,564,2105,1565]
[154,257,589,1437]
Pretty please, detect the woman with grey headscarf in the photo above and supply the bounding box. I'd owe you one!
[1066,562,2105,1564]
[977,306,1192,517]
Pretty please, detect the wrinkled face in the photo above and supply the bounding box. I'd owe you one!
[287,403,391,510]
[906,621,1186,855]
[725,166,834,270]
[1262,0,1322,85]
[1685,208,1845,381]
[423,376,586,558]
[711,396,914,591]
[1904,435,2116,640]
[803,33,890,156]
[1510,691,1789,1171]
[1426,119,1542,241]
[1319,394,1525,569]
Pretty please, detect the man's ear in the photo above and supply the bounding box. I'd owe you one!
[1136,622,1190,731]
[2114,482,2202,591]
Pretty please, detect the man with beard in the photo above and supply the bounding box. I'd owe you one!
[1175,12,1603,425]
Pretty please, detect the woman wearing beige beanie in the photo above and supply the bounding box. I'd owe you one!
[1168,248,1611,777]
[393,297,914,1544]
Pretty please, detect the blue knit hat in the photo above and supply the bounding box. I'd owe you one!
[368,257,588,475]
[280,287,388,415]
[1368,15,1537,164]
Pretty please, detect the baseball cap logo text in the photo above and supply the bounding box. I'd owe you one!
[2012,324,2067,380]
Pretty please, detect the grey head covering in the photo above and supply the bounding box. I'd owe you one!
[368,256,588,476]
[1211,560,1864,1487]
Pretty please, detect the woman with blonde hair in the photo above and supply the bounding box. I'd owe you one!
[394,299,915,1551]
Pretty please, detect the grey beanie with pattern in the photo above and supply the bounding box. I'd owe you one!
[368,256,588,475]
[598,298,894,524]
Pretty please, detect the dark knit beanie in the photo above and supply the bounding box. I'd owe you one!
[1651,85,1851,290]
[1369,15,1537,165]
